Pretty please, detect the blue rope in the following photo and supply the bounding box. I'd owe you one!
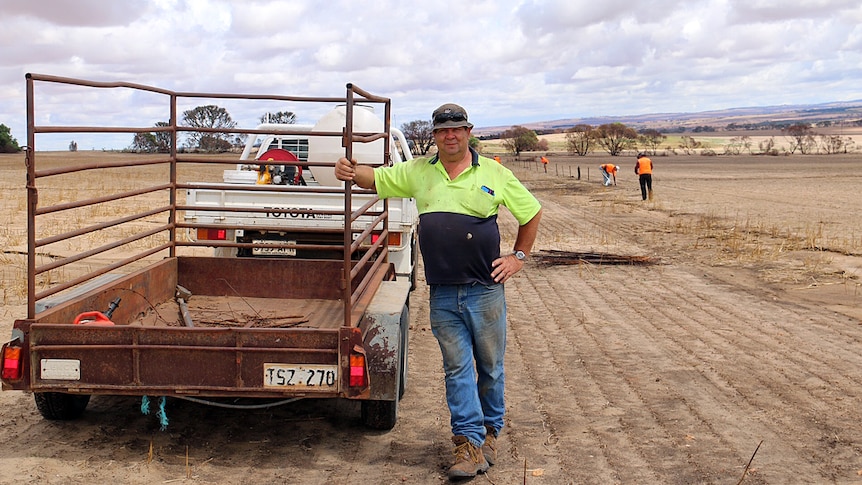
[140,395,169,431]
[156,396,169,430]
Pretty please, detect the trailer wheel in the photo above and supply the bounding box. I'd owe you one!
[361,398,398,430]
[34,392,90,420]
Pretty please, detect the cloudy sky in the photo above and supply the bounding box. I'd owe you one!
[2,0,861,150]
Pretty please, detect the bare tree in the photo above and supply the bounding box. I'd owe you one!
[678,135,701,155]
[260,111,297,124]
[723,135,751,155]
[565,124,595,156]
[130,121,172,153]
[595,123,637,156]
[400,119,434,155]
[758,137,777,155]
[741,135,752,154]
[501,126,539,155]
[130,133,157,153]
[818,134,852,154]
[153,121,172,151]
[783,123,817,154]
[182,105,237,152]
[638,128,665,155]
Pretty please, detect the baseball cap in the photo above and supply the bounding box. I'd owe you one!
[432,103,473,131]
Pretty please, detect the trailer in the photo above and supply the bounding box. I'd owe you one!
[0,74,414,430]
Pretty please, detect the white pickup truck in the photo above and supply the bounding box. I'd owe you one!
[184,105,420,286]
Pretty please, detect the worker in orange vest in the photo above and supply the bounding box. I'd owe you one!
[494,155,501,164]
[600,163,619,186]
[634,153,653,200]
[540,156,548,173]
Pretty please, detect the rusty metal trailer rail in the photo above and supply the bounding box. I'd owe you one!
[23,73,393,327]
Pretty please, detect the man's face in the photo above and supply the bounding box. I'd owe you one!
[433,127,471,160]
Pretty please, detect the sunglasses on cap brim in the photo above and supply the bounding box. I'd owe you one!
[433,112,468,124]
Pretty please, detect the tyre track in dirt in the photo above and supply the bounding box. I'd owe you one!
[560,268,742,483]
[624,271,862,480]
[502,173,862,483]
[510,264,758,484]
[501,190,686,483]
[505,267,663,484]
[505,267,622,481]
[601,266,815,481]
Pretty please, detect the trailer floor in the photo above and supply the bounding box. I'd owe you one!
[140,296,344,329]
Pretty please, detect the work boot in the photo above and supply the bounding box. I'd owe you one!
[448,436,489,480]
[482,426,498,466]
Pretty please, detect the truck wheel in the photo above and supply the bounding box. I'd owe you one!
[361,398,397,430]
[33,392,90,420]
[398,304,409,399]
[409,234,418,291]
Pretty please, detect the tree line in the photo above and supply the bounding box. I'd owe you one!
[127,104,854,156]
[511,122,855,157]
[2,105,854,157]
[129,107,298,153]
[128,107,462,156]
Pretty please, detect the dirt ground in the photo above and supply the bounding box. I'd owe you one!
[0,152,861,484]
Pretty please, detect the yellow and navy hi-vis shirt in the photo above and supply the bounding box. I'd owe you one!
[374,148,541,286]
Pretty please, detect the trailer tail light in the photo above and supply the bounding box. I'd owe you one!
[370,232,402,247]
[1,344,22,381]
[349,354,367,387]
[197,228,227,240]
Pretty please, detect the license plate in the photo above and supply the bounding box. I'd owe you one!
[41,359,81,380]
[252,239,296,256]
[263,364,338,390]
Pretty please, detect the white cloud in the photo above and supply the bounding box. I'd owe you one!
[1,0,861,150]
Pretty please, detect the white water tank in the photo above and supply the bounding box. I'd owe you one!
[308,105,385,187]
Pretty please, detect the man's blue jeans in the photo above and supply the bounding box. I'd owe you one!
[429,283,507,448]
[602,169,612,186]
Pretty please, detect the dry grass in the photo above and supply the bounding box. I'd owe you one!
[0,151,234,304]
[2,149,861,305]
[505,150,862,296]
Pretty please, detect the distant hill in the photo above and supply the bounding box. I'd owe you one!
[472,99,862,137]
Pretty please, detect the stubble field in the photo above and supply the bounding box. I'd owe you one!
[0,151,860,484]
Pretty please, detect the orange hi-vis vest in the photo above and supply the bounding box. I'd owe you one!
[601,164,616,173]
[636,157,652,175]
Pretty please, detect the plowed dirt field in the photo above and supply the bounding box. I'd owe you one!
[1,152,860,484]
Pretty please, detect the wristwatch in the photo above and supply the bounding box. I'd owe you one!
[513,250,526,261]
